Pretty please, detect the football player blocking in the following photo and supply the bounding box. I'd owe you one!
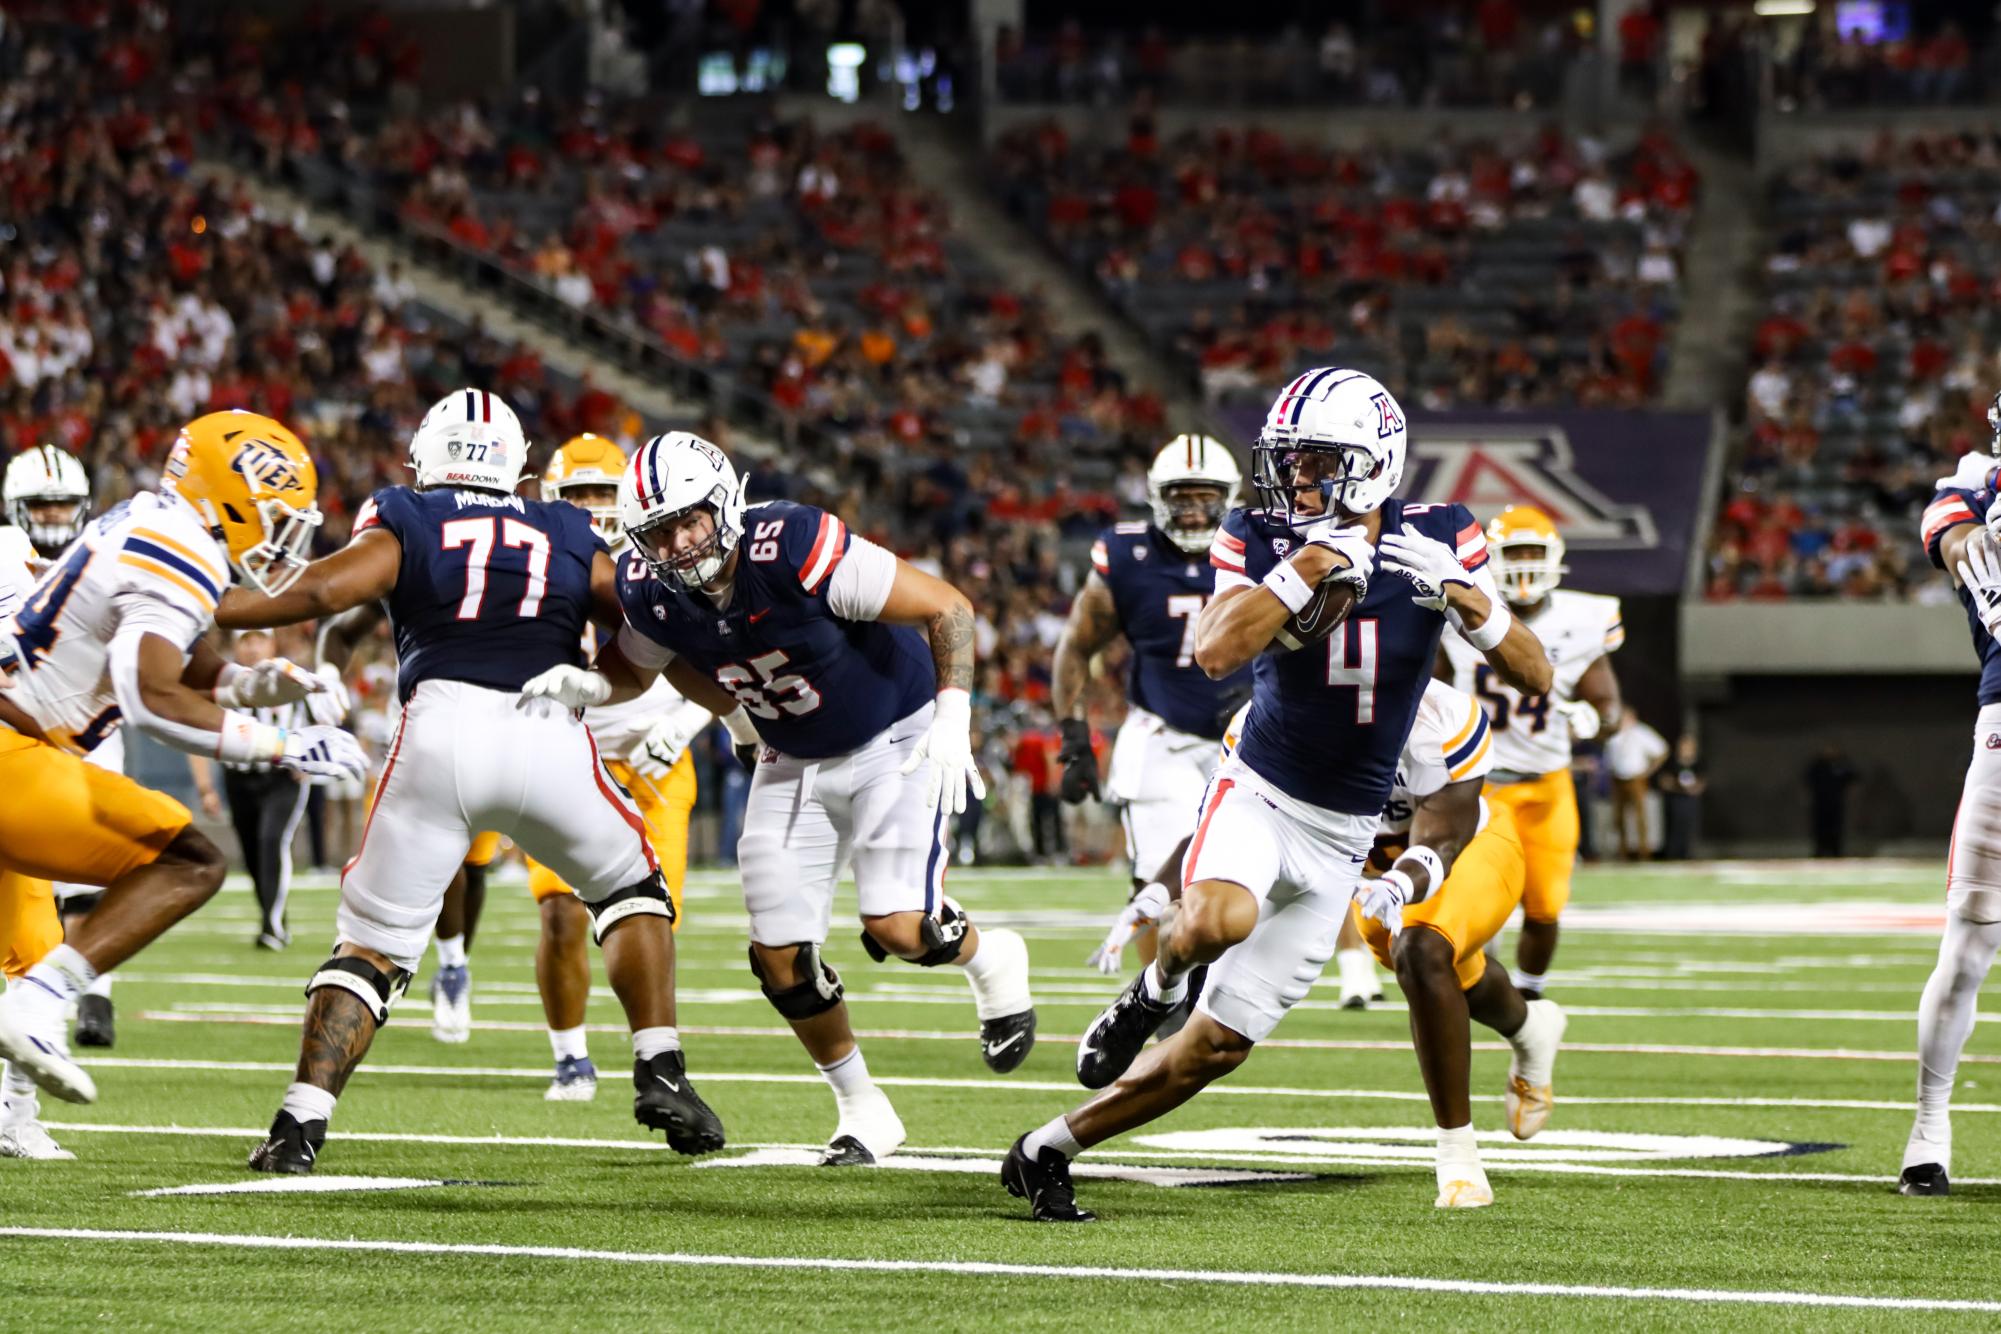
[1003,367,1556,1222]
[213,390,726,1170]
[1903,395,2001,1197]
[0,413,368,1121]
[520,430,1036,1166]
[1442,505,1625,997]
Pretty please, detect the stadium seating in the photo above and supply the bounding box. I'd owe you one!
[1706,133,2001,601]
[989,117,1695,411]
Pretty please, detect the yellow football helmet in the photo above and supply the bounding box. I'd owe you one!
[543,433,628,549]
[163,410,322,596]
[1485,505,1566,606]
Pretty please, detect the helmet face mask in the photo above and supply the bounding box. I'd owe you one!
[163,411,321,594]
[1485,505,1566,606]
[629,498,730,588]
[236,495,323,596]
[1251,438,1386,526]
[1153,482,1230,550]
[617,432,745,589]
[543,433,629,551]
[1145,434,1242,553]
[4,444,91,557]
[1252,368,1406,528]
[555,482,623,548]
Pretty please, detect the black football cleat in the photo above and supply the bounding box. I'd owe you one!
[820,1135,876,1167]
[633,1050,726,1154]
[73,994,115,1048]
[980,1009,1037,1074]
[1899,1163,1950,1197]
[1076,971,1177,1089]
[1001,1135,1095,1223]
[1517,988,1543,1003]
[247,1111,325,1174]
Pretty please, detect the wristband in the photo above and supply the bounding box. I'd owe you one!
[719,705,761,746]
[215,709,286,765]
[1463,599,1513,652]
[1262,561,1315,614]
[1376,867,1417,907]
[1394,844,1446,903]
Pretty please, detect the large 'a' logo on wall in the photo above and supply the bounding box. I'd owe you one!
[1403,426,1656,548]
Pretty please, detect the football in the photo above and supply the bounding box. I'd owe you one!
[1273,578,1358,651]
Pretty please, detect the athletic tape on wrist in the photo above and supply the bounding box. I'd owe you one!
[1464,599,1513,652]
[215,710,286,766]
[1262,561,1315,614]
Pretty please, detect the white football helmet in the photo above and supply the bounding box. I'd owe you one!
[408,388,527,492]
[4,443,90,557]
[1147,434,1241,554]
[1987,389,2001,456]
[1251,367,1407,526]
[618,432,746,588]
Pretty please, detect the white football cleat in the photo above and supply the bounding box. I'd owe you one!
[1505,997,1567,1140]
[429,965,471,1044]
[820,1089,906,1167]
[1435,1172,1494,1209]
[544,1056,599,1102]
[0,1119,75,1161]
[0,990,95,1105]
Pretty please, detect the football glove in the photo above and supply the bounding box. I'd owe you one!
[214,657,325,709]
[303,662,351,728]
[518,664,612,711]
[1087,881,1170,974]
[1354,869,1414,937]
[1985,492,2001,545]
[1302,519,1374,597]
[276,726,368,784]
[1378,528,1474,612]
[629,702,709,780]
[1960,535,2001,638]
[899,688,986,817]
[1556,698,1602,741]
[1056,717,1101,804]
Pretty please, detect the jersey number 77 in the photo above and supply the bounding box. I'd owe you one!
[441,516,549,620]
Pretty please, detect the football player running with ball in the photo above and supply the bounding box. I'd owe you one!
[522,432,1035,1167]
[217,390,728,1172]
[1001,367,1552,1221]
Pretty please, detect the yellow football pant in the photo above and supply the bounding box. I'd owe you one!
[1484,768,1578,923]
[1359,802,1526,991]
[527,752,695,920]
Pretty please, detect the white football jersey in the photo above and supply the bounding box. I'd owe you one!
[0,493,229,754]
[0,525,39,620]
[1442,588,1622,777]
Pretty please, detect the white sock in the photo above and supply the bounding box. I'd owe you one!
[2,1055,36,1125]
[24,944,96,1004]
[280,1081,337,1126]
[960,927,1031,1020]
[1512,968,1546,994]
[435,935,468,969]
[1436,1123,1481,1188]
[548,1026,589,1063]
[84,973,112,1001]
[1913,913,2001,1152]
[631,1025,680,1061]
[1336,947,1377,998]
[1140,958,1187,1007]
[1024,1114,1084,1160]
[816,1047,878,1105]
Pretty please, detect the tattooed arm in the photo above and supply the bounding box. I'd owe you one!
[1052,572,1123,720]
[876,559,978,693]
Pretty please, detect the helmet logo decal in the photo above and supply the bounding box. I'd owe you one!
[234,437,309,496]
[1372,392,1404,438]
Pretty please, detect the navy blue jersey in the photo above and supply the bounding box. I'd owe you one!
[1091,521,1249,739]
[617,500,934,759]
[1211,498,1486,815]
[1922,468,2001,706]
[355,486,603,703]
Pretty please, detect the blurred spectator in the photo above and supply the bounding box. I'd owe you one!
[1605,713,1670,860]
[1655,734,1707,860]
[1805,744,1858,857]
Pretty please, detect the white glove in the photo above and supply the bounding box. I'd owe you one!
[1984,493,2001,545]
[518,664,612,711]
[1378,528,1474,612]
[1959,535,2001,638]
[275,725,369,784]
[1354,869,1414,936]
[1556,698,1601,741]
[628,701,709,780]
[1302,519,1374,596]
[1087,881,1171,974]
[303,662,351,728]
[898,687,985,817]
[215,657,325,709]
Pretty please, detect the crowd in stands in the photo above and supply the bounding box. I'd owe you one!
[1766,16,1990,111]
[991,113,1695,411]
[1707,132,2001,602]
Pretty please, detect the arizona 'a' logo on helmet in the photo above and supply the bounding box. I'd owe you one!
[165,410,323,596]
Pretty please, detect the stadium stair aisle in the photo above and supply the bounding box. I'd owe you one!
[1662,141,1766,413]
[190,157,714,440]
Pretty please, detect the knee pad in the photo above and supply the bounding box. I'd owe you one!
[749,942,844,1019]
[55,891,102,916]
[306,955,411,1025]
[584,871,674,942]
[860,896,969,967]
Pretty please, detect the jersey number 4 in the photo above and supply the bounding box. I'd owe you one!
[442,517,549,620]
[1326,617,1379,723]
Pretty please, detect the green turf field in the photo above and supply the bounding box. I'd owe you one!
[3,859,1995,1330]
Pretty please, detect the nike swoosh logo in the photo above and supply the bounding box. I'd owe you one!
[985,1032,1024,1058]
[748,607,772,623]
[655,1074,682,1093]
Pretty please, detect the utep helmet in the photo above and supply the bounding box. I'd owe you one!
[544,433,629,550]
[1485,505,1567,606]
[618,431,746,588]
[163,410,322,596]
[409,387,527,492]
[4,443,91,558]
[1250,367,1407,527]
[1147,434,1241,554]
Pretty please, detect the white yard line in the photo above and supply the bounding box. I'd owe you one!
[0,1227,1991,1313]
